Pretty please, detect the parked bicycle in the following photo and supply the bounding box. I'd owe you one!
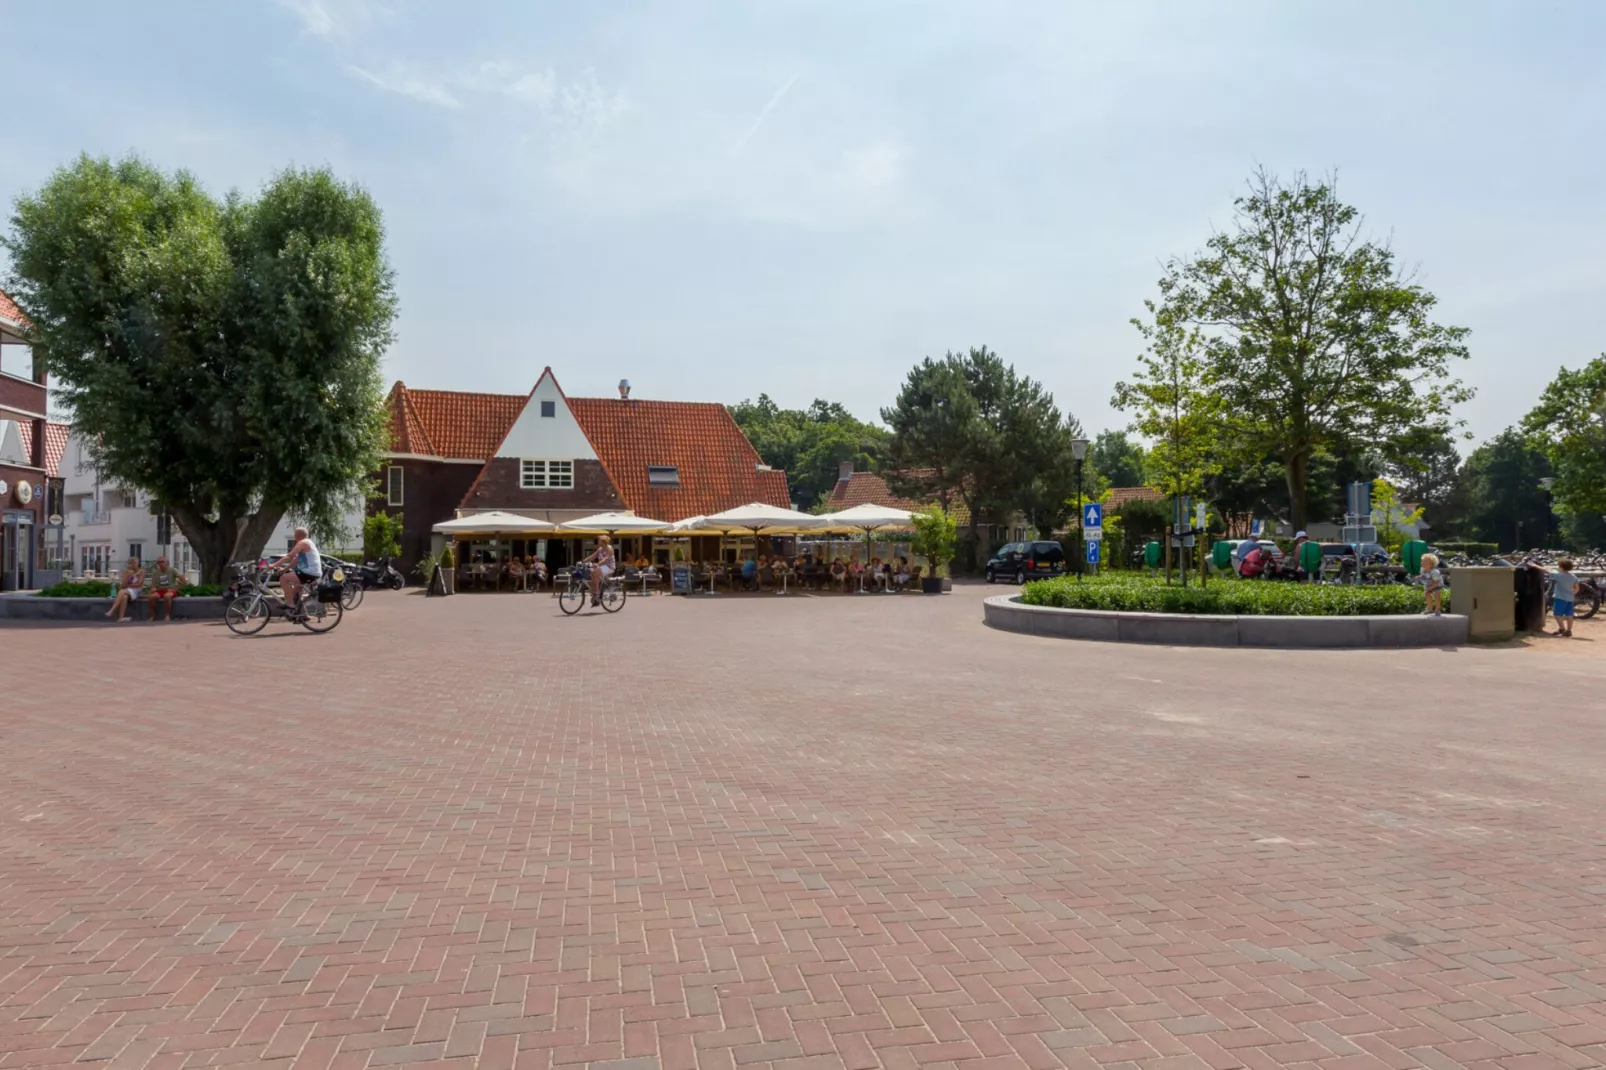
[224,562,346,634]
[558,563,625,615]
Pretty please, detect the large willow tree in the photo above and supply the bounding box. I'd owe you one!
[5,155,396,581]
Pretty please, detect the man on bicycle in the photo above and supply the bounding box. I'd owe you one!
[582,534,615,607]
[269,527,322,613]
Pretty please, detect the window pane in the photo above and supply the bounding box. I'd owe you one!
[540,400,556,418]
[387,466,404,505]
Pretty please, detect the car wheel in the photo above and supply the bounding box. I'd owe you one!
[986,569,996,584]
[1015,569,1025,585]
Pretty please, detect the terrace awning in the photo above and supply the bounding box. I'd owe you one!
[433,511,557,536]
[558,512,671,535]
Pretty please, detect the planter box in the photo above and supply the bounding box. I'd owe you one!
[0,594,225,622]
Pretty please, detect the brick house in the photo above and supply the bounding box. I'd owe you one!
[376,369,790,571]
[0,290,52,590]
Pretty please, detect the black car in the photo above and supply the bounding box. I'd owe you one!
[985,540,1066,583]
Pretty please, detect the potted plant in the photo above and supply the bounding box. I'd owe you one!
[911,506,957,594]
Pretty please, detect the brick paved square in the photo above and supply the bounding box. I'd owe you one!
[2,586,1602,1068]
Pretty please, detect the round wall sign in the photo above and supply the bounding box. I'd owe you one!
[15,481,32,504]
[48,513,63,526]
[0,480,8,498]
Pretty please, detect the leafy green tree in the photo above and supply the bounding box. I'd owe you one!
[883,347,1074,565]
[362,511,403,561]
[1386,427,1464,533]
[729,395,889,510]
[1370,478,1425,555]
[1522,355,1606,521]
[1092,430,1145,488]
[1144,167,1472,530]
[6,155,395,582]
[1455,429,1556,551]
[1114,307,1223,506]
[910,505,957,579]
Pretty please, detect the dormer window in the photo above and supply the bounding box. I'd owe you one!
[646,465,680,486]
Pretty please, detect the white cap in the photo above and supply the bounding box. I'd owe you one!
[1294,530,1307,538]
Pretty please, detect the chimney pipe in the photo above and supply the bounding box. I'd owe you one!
[837,461,854,482]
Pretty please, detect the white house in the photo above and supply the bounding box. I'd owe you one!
[56,429,363,580]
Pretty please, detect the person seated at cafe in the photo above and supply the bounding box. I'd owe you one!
[1239,543,1272,579]
[145,556,187,621]
[106,556,145,622]
[635,554,650,569]
[740,555,759,590]
[527,557,548,589]
[894,555,912,590]
[508,557,526,590]
[829,557,848,591]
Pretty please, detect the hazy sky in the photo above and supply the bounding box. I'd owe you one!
[3,1,1601,446]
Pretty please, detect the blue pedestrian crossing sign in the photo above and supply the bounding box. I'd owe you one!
[1083,502,1102,529]
[1086,540,1100,564]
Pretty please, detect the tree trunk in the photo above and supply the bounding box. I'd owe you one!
[1285,451,1310,532]
[169,503,287,583]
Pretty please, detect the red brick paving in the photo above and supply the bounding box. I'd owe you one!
[2,584,1603,1069]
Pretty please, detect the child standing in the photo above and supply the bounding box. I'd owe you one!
[1550,558,1579,637]
[1420,552,1444,616]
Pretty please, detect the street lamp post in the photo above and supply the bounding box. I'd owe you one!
[1071,437,1089,579]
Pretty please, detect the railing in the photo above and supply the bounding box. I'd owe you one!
[80,509,111,526]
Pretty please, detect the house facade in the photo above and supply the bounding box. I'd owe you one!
[375,369,791,571]
[0,290,51,591]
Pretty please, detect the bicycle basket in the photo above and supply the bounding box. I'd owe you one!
[316,581,344,603]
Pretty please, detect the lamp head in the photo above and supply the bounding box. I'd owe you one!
[1070,438,1089,462]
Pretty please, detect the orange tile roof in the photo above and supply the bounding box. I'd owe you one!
[12,419,68,476]
[386,383,525,460]
[384,381,792,521]
[1106,485,1163,509]
[828,470,970,526]
[568,396,790,520]
[0,288,28,330]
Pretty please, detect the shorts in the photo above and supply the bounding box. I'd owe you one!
[295,570,320,585]
[1554,600,1575,618]
[599,564,614,578]
[150,587,178,598]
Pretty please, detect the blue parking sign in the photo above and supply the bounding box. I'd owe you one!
[1086,540,1100,564]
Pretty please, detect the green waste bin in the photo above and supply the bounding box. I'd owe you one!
[1143,540,1162,568]
[1297,539,1323,575]
[1212,540,1234,570]
[1401,539,1427,577]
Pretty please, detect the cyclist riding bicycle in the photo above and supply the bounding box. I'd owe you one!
[268,527,322,613]
[582,534,616,607]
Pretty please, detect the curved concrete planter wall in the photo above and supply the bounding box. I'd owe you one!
[0,595,226,622]
[984,594,1467,648]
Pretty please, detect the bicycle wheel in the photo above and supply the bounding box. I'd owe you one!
[300,598,344,633]
[558,582,586,615]
[224,595,270,635]
[342,582,363,610]
[601,581,626,613]
[1576,585,1602,620]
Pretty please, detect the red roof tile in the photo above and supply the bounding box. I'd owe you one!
[384,381,792,521]
[1106,486,1163,510]
[12,419,68,476]
[386,383,524,460]
[568,396,790,520]
[828,470,970,526]
[0,288,28,330]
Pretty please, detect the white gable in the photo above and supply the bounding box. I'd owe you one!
[0,420,25,466]
[493,369,597,460]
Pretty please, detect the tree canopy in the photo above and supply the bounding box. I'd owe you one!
[1113,308,1222,505]
[1092,431,1146,489]
[882,347,1079,559]
[1143,168,1472,529]
[5,155,395,581]
[1522,355,1606,522]
[728,395,889,510]
[1454,429,1556,551]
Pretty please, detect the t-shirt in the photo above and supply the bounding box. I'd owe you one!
[1423,567,1444,591]
[149,566,181,589]
[1551,571,1579,603]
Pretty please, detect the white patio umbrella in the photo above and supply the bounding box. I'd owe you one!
[558,511,671,535]
[668,515,708,533]
[818,503,917,592]
[695,502,829,536]
[432,511,557,536]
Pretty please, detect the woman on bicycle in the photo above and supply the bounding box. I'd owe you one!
[583,535,616,607]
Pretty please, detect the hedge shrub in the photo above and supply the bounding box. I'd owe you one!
[180,584,223,597]
[1021,573,1433,616]
[1431,541,1499,558]
[37,581,115,598]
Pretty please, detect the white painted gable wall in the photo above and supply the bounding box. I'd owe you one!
[493,371,597,460]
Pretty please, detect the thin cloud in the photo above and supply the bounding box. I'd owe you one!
[347,65,462,109]
[278,0,389,38]
[730,72,802,153]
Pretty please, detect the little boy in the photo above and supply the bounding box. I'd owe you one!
[1420,552,1444,616]
[1550,559,1579,637]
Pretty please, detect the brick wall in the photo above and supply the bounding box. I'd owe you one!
[369,460,482,576]
[459,459,623,514]
[0,374,46,419]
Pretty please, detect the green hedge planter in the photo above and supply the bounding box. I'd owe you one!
[1021,574,1441,617]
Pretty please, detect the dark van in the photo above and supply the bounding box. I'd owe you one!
[985,541,1066,584]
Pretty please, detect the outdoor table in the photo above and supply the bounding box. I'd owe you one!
[636,568,658,596]
[774,567,792,595]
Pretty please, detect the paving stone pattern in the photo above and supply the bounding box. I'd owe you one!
[2,586,1604,1069]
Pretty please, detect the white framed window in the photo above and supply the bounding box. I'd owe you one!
[387,465,404,506]
[520,459,574,490]
[647,465,680,486]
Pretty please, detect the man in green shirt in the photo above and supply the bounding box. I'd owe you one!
[145,556,187,622]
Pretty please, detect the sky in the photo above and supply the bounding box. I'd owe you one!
[1,0,1602,447]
